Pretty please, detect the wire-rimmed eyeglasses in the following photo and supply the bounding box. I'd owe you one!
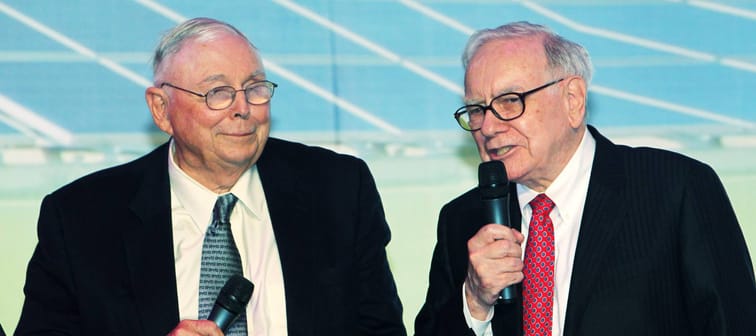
[160,80,278,110]
[454,78,565,131]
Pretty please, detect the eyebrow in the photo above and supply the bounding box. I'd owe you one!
[242,72,267,85]
[199,71,266,86]
[462,97,482,106]
[463,85,525,105]
[463,94,492,106]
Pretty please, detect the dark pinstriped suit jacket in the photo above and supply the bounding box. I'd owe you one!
[16,137,406,335]
[415,126,755,336]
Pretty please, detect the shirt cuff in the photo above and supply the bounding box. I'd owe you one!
[462,282,494,336]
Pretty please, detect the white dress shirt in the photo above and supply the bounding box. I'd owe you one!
[167,141,289,335]
[465,129,596,336]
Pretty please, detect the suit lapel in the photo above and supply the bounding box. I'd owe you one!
[122,143,180,333]
[563,127,627,336]
[257,139,316,335]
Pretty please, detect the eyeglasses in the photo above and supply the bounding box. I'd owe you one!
[454,78,565,131]
[160,80,278,110]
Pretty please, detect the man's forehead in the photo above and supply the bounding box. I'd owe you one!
[166,35,262,78]
[475,36,544,61]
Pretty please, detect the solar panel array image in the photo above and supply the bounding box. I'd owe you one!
[2,1,755,139]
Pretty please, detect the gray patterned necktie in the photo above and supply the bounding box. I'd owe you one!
[199,193,247,335]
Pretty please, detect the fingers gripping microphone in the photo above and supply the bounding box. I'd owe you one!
[208,274,254,332]
[478,161,517,304]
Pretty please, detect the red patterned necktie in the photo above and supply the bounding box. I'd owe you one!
[523,193,555,336]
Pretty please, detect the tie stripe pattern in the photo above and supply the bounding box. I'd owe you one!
[199,193,247,335]
[523,193,555,336]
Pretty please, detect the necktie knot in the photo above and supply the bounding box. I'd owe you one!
[529,193,554,218]
[213,193,238,226]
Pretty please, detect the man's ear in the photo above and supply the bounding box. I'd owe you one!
[564,76,587,129]
[145,86,173,135]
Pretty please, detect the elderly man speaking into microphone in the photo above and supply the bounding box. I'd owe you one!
[415,21,755,336]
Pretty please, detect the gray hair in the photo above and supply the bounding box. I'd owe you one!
[151,17,255,82]
[461,21,593,84]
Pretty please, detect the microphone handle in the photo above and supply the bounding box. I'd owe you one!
[482,195,518,304]
[208,306,239,332]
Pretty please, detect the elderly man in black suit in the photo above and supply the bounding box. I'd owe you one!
[16,17,406,336]
[415,21,755,336]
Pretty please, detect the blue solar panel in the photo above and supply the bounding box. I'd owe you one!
[0,0,753,138]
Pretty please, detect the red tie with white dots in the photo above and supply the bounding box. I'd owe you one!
[523,193,555,336]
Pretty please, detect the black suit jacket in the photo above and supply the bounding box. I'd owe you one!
[16,137,406,335]
[415,126,756,336]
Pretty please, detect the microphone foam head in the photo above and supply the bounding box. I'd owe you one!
[216,274,254,314]
[478,161,509,198]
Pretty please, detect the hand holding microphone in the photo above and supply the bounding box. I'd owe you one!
[477,161,519,304]
[167,275,253,336]
[208,274,254,332]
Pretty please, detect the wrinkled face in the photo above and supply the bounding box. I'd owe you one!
[464,36,585,191]
[151,32,270,173]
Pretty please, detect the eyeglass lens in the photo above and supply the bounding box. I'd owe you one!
[458,94,523,130]
[206,82,275,109]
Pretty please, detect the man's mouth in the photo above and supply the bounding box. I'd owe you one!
[489,146,513,158]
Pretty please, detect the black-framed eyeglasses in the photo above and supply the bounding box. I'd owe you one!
[160,80,278,110]
[454,78,565,131]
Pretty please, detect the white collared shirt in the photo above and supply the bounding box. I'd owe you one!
[465,129,596,336]
[168,140,288,335]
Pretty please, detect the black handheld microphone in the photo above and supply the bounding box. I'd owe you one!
[478,160,517,304]
[208,274,254,332]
